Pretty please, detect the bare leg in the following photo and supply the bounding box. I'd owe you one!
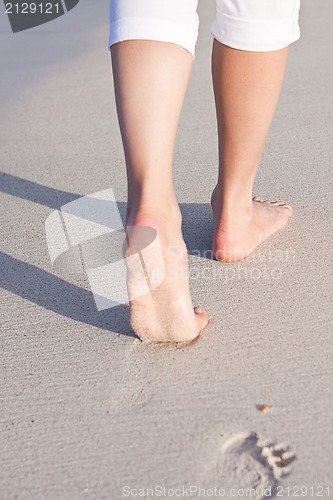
[211,41,292,262]
[111,41,208,342]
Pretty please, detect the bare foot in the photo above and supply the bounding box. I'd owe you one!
[124,204,208,343]
[211,188,292,262]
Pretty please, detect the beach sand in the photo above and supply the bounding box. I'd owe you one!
[0,1,332,498]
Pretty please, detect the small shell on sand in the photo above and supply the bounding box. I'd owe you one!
[256,404,272,413]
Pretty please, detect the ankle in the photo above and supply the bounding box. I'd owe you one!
[212,185,254,222]
[127,189,182,227]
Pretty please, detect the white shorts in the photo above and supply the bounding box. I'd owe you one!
[109,0,301,57]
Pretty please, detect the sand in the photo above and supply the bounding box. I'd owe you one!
[0,1,332,498]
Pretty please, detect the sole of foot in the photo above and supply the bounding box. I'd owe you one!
[124,214,208,343]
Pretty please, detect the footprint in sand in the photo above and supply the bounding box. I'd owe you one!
[107,341,152,416]
[107,386,150,416]
[215,432,296,499]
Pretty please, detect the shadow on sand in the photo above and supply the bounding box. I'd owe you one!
[1,172,214,337]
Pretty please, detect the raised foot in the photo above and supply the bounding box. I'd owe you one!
[212,194,292,262]
[125,210,208,343]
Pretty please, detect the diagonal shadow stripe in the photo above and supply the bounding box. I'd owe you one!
[0,251,135,337]
[0,172,79,208]
[0,173,215,335]
[0,172,214,256]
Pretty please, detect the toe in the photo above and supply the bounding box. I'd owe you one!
[277,203,293,215]
[283,203,293,214]
[269,200,292,210]
[253,196,263,202]
[265,200,293,215]
[194,306,209,332]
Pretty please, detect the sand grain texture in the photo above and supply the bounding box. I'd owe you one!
[0,1,332,499]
